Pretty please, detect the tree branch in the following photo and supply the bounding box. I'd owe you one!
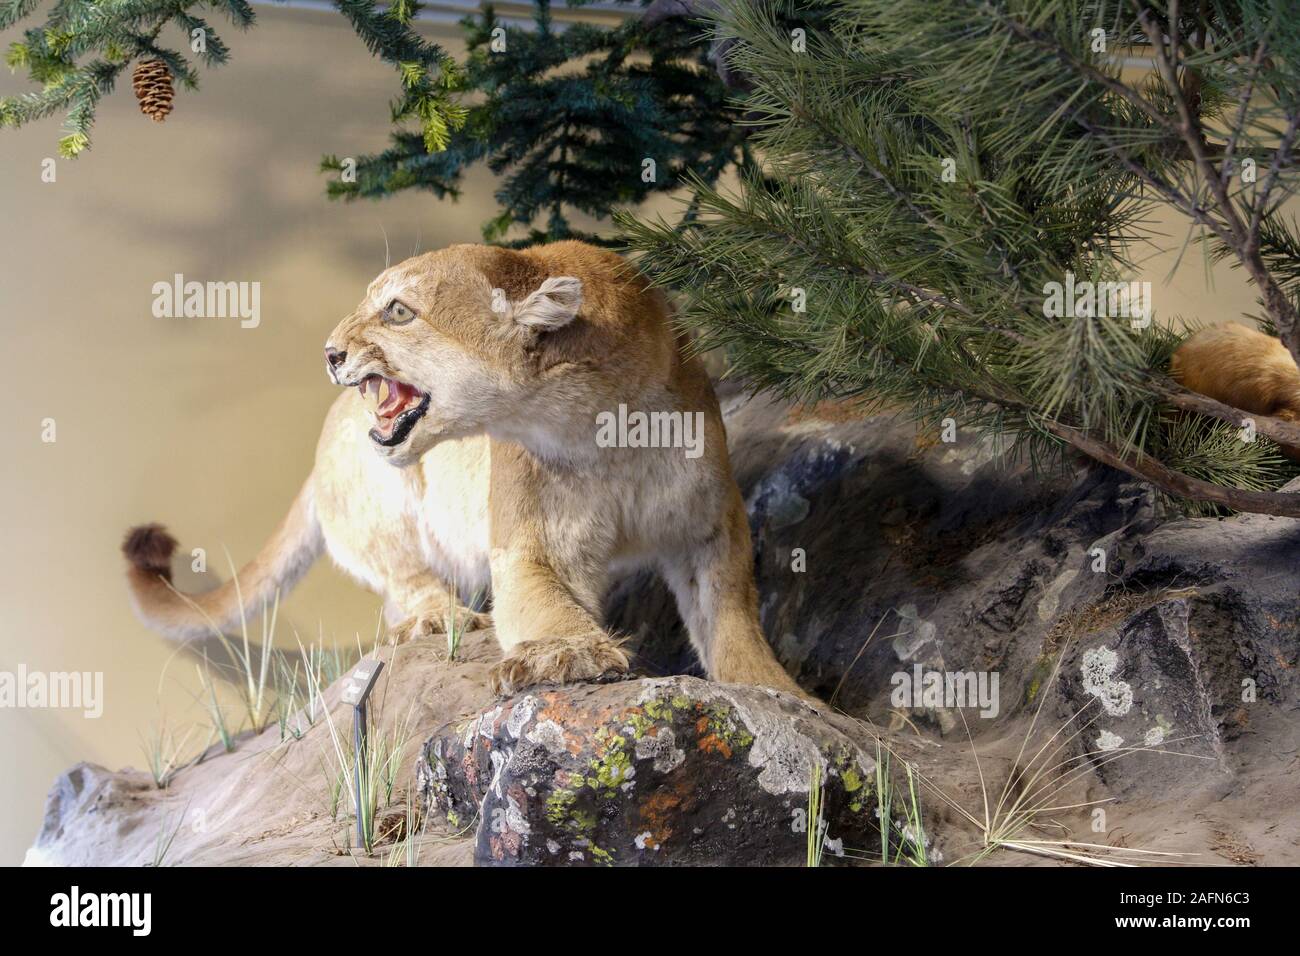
[1219,38,1268,189]
[987,3,1175,132]
[1248,109,1300,250]
[1044,420,1300,517]
[1146,375,1300,449]
[1135,2,1300,365]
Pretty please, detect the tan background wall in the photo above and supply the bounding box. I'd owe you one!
[0,10,1272,864]
[0,9,507,863]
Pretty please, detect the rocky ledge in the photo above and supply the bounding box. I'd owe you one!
[27,392,1300,866]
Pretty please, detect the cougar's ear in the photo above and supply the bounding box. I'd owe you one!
[511,276,583,331]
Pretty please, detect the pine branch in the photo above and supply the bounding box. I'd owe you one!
[1151,376,1300,448]
[1045,419,1300,516]
[1134,2,1300,363]
[625,0,1300,518]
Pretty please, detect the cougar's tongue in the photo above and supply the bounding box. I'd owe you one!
[378,379,419,418]
[359,375,422,422]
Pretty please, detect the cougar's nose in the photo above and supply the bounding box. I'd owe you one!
[325,346,346,369]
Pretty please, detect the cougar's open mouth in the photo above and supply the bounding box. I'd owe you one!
[357,374,430,447]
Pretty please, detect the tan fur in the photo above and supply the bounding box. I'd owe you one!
[124,240,801,698]
[1171,321,1300,460]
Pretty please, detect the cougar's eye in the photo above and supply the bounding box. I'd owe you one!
[383,299,416,325]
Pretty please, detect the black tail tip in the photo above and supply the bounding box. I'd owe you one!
[123,523,177,578]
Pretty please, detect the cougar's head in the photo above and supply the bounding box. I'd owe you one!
[324,244,585,466]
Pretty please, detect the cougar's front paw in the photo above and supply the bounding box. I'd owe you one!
[391,605,492,644]
[489,632,629,696]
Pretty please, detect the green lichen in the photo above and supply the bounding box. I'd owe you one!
[624,711,655,739]
[586,734,633,796]
[842,766,863,794]
[829,747,876,814]
[642,697,675,722]
[544,789,597,839]
[1025,652,1058,704]
[546,788,578,826]
[699,702,755,749]
[543,729,637,841]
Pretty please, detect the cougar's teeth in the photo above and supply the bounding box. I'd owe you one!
[378,378,390,405]
[358,375,376,408]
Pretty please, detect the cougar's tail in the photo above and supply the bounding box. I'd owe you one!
[122,476,324,642]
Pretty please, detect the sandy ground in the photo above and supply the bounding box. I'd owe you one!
[25,634,506,867]
[880,701,1300,867]
[25,623,1299,867]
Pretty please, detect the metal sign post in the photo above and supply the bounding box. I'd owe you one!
[340,659,384,847]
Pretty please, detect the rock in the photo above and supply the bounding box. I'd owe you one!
[1057,601,1223,793]
[25,639,500,867]
[25,763,152,867]
[611,391,1300,799]
[1053,506,1300,791]
[418,676,886,866]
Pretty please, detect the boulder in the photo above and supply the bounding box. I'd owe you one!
[1054,505,1300,792]
[418,676,888,866]
[611,392,1300,798]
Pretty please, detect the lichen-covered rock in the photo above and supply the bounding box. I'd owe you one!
[609,392,1300,798]
[1052,504,1300,792]
[1058,601,1223,792]
[417,676,883,866]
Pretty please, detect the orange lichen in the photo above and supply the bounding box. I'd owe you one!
[638,788,689,846]
[697,734,733,759]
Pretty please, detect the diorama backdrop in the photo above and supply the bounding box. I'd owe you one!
[0,6,1281,864]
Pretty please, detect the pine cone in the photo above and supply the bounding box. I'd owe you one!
[132,59,174,123]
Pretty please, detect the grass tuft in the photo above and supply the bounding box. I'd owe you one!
[138,717,196,789]
[806,762,825,867]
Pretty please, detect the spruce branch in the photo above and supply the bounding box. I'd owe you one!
[1,0,781,241]
[0,0,456,157]
[322,3,750,242]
